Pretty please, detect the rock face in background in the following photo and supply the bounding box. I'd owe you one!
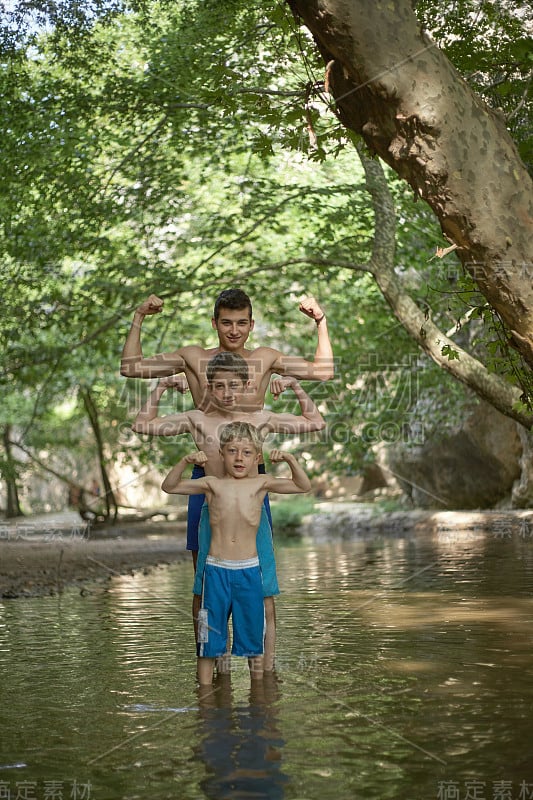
[313,462,390,501]
[385,402,523,509]
[511,427,533,508]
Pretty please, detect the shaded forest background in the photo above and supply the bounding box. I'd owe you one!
[1,0,532,519]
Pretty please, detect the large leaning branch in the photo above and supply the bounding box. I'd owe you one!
[356,144,533,429]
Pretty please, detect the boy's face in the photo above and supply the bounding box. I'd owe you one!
[212,306,254,351]
[220,438,260,479]
[208,370,248,409]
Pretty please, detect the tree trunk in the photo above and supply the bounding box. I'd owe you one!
[1,425,23,518]
[287,0,533,365]
[80,387,118,522]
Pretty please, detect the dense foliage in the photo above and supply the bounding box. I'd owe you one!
[0,0,531,514]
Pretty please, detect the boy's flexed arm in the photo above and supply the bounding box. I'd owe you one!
[266,377,325,434]
[120,295,187,378]
[132,377,192,436]
[162,451,210,494]
[272,297,334,382]
[264,450,311,494]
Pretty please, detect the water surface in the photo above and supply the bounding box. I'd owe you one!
[1,530,533,799]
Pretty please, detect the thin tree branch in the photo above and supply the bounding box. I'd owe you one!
[8,440,86,490]
[507,68,533,121]
[230,87,303,97]
[94,114,170,201]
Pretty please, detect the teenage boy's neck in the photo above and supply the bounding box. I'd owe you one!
[215,344,251,355]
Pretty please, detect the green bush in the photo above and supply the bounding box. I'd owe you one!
[270,496,316,536]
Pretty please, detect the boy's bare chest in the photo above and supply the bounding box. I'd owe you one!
[210,482,263,526]
[191,413,268,441]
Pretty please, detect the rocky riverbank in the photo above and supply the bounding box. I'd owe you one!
[300,502,533,541]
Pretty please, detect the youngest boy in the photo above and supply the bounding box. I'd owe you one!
[161,421,311,685]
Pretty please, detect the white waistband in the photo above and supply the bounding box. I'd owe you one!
[206,555,259,570]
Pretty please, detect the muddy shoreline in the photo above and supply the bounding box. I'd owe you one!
[0,515,190,598]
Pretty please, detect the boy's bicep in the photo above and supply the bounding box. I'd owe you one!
[138,414,193,436]
[271,354,313,379]
[263,477,300,494]
[151,349,186,366]
[175,477,210,495]
[133,351,187,374]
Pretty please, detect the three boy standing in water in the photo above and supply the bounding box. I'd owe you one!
[121,289,333,683]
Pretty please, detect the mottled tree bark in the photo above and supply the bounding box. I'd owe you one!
[287,0,533,365]
[80,387,118,522]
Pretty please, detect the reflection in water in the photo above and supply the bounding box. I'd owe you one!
[196,673,287,800]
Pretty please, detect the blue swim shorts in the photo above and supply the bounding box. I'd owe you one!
[186,464,273,551]
[193,503,279,598]
[197,556,265,659]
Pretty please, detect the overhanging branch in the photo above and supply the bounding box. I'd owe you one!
[356,143,533,429]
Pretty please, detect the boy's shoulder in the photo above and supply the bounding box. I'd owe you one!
[186,408,208,422]
[180,344,219,358]
[242,345,282,365]
[245,345,281,357]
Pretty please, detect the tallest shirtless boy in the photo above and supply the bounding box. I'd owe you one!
[120,288,334,403]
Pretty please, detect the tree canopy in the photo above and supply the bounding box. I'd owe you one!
[1,0,531,514]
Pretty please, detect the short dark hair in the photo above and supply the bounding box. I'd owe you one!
[206,352,249,384]
[219,421,263,452]
[213,289,252,321]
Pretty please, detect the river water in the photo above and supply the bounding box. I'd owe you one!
[1,530,533,799]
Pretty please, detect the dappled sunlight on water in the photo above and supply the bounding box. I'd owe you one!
[1,531,533,798]
[355,593,533,628]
